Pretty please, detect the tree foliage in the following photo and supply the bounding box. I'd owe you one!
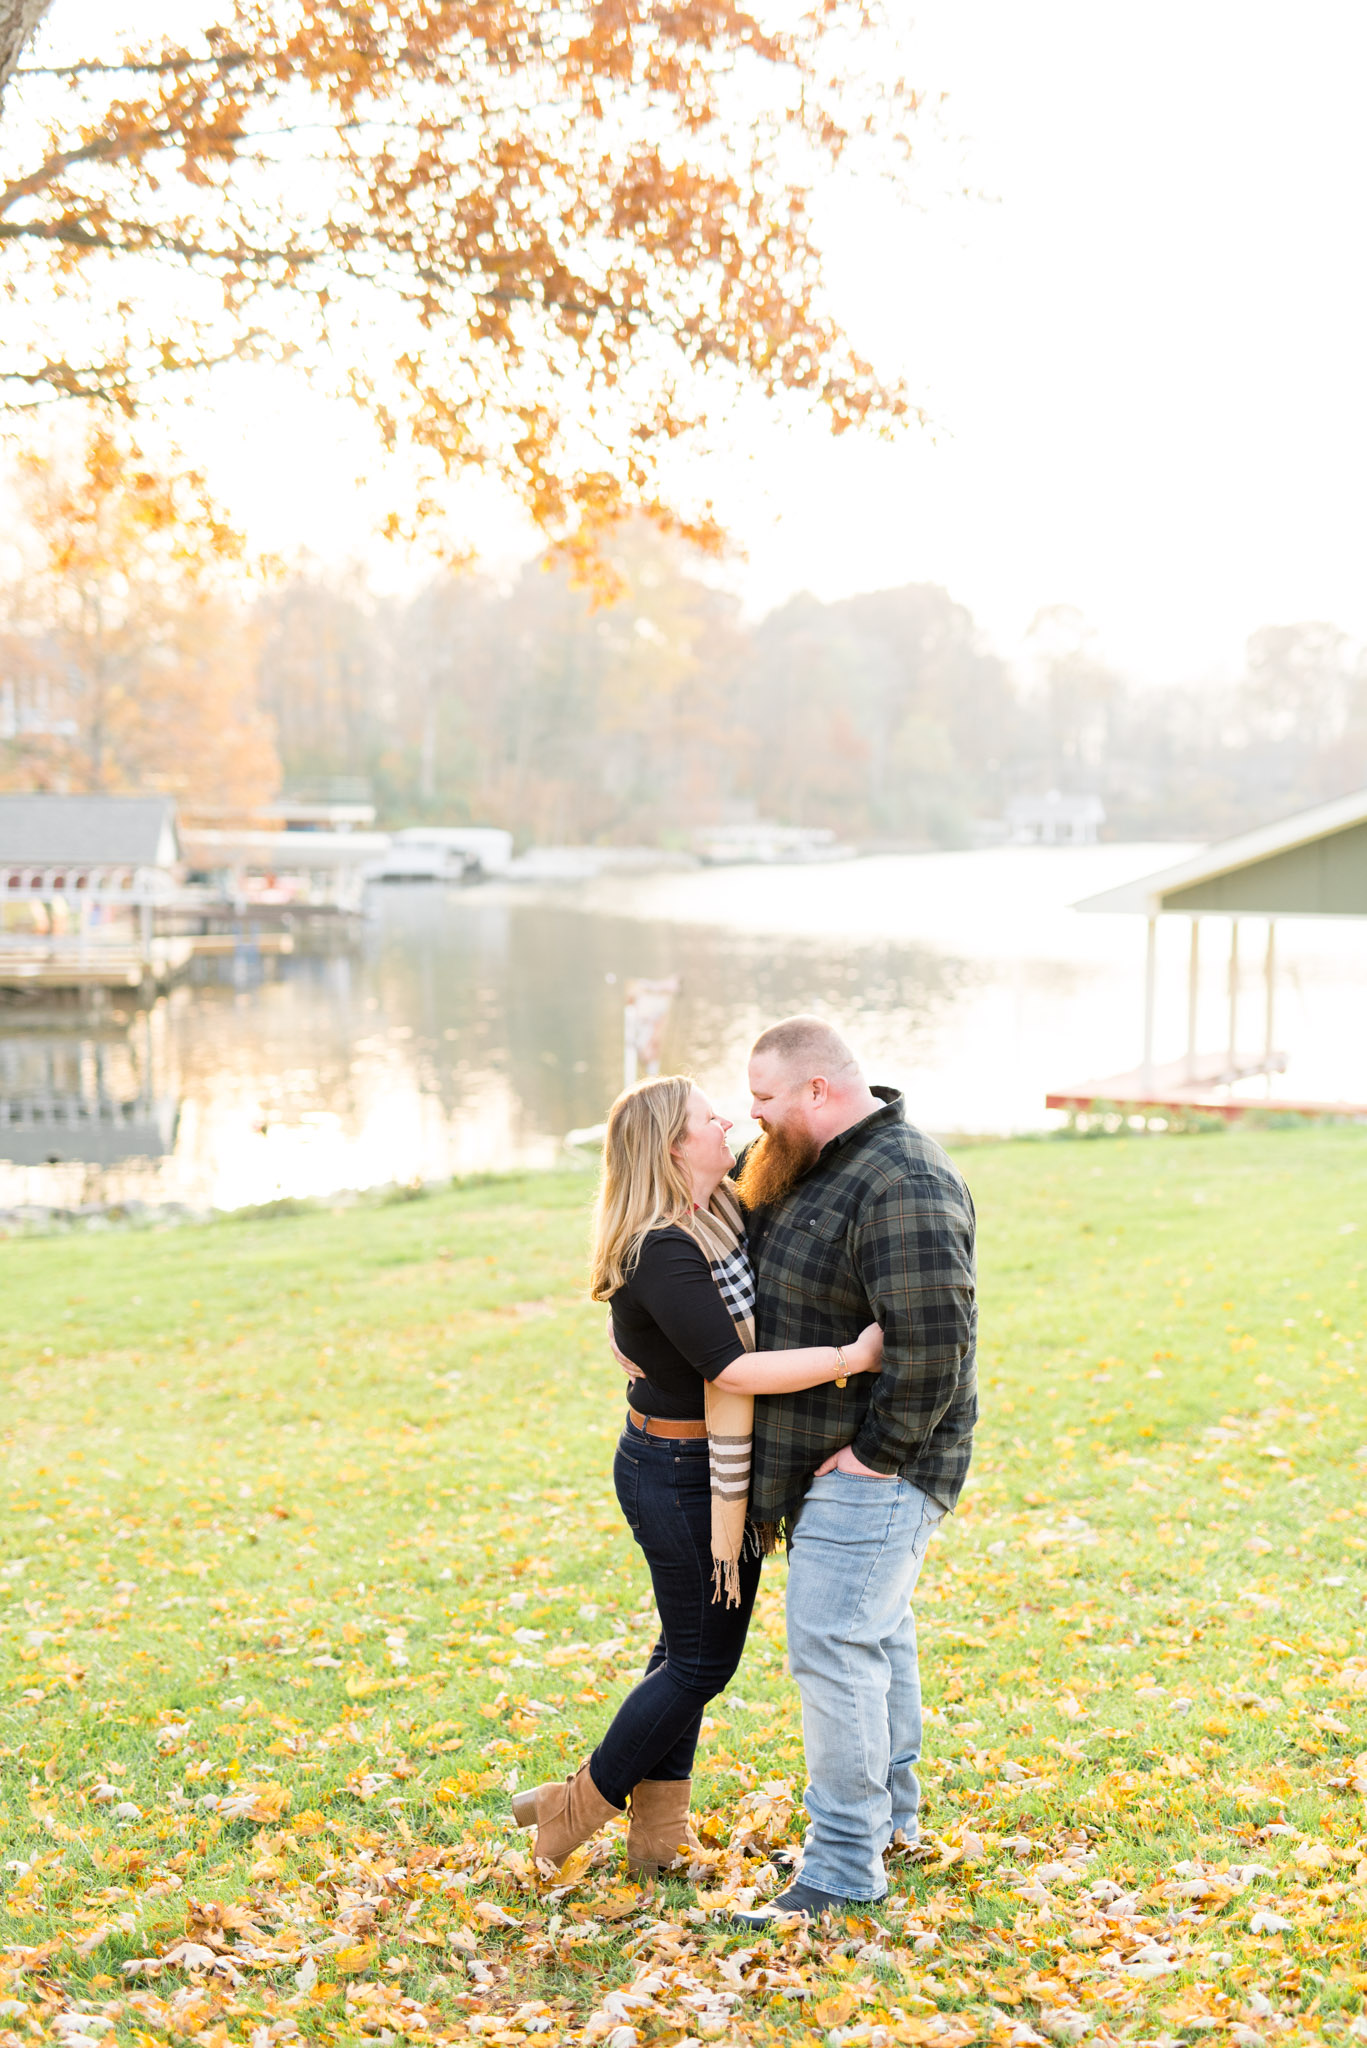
[254,534,1014,843]
[1,1,913,557]
[0,420,280,805]
[253,545,1367,846]
[11,452,1363,843]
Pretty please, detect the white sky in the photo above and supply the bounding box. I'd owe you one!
[735,0,1367,682]
[24,0,1367,683]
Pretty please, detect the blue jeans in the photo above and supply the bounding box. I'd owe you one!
[785,1470,945,1901]
[589,1417,762,1809]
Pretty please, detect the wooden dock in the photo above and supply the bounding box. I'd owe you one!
[1047,1049,1367,1121]
[0,931,290,997]
[0,955,150,992]
[182,932,295,958]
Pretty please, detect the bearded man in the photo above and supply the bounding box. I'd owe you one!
[726,1015,978,1922]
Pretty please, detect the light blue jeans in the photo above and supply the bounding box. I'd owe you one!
[785,1470,946,1901]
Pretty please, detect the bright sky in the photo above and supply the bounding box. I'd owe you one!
[24,0,1367,683]
[739,0,1367,682]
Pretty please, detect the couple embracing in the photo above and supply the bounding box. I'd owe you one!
[513,1016,978,1923]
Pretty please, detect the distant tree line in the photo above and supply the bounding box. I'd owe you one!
[254,536,1367,846]
[5,434,1367,843]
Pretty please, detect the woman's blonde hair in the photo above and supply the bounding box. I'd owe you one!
[589,1074,696,1300]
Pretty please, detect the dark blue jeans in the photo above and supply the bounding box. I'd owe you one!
[589,1415,762,1809]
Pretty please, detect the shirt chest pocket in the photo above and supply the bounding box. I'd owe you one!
[762,1205,870,1330]
[788,1208,853,1286]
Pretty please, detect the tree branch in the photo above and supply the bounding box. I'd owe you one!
[16,52,250,78]
[0,214,316,272]
[0,0,52,106]
[0,0,914,548]
[0,330,269,406]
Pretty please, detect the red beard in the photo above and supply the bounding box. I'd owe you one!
[734,1122,821,1210]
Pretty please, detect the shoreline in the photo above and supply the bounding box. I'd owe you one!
[3,1115,1361,1238]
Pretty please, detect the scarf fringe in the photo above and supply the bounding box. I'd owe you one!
[711,1555,742,1608]
[708,1519,771,1606]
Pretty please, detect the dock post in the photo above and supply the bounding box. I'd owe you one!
[1142,915,1158,1087]
[1185,919,1200,1082]
[1264,919,1276,1093]
[623,1001,638,1091]
[1227,918,1240,1075]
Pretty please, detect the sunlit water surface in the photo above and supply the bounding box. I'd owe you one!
[3,843,1366,1212]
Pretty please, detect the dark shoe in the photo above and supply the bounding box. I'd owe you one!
[724,1879,880,1928]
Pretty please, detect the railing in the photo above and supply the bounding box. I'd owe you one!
[0,865,175,905]
[0,1092,160,1129]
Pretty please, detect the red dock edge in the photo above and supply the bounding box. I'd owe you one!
[1046,1091,1367,1123]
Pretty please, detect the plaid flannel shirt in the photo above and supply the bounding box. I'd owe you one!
[744,1088,977,1532]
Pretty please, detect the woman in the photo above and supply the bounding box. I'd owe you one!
[510,1073,883,1877]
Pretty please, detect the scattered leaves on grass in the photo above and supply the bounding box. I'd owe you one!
[4,1138,1367,2045]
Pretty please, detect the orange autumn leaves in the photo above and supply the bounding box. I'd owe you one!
[59,1787,1367,2048]
[4,1139,1367,2048]
[0,421,279,807]
[2,1,913,559]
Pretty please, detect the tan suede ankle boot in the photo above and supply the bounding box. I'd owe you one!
[510,1760,621,1872]
[625,1777,699,1877]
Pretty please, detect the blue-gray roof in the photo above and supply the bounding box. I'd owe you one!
[0,795,181,868]
[1076,785,1367,918]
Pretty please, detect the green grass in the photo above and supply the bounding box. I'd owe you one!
[2,1130,1366,2047]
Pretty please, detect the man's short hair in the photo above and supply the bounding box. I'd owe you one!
[750,1015,861,1084]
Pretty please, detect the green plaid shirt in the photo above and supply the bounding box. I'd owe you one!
[744,1088,977,1532]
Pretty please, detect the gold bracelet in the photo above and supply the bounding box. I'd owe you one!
[833,1346,848,1388]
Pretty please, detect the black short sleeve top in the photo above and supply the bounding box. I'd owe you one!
[610,1224,747,1420]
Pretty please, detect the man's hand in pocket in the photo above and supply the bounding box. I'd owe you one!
[814,1444,893,1478]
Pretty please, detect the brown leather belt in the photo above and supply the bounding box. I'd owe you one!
[628,1405,708,1440]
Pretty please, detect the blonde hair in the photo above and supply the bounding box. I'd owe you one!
[589,1074,696,1300]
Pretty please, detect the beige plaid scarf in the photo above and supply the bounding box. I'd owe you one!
[685,1178,759,1606]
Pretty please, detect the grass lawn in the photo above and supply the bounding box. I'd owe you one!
[2,1127,1366,2048]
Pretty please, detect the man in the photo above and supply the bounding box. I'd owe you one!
[727,1016,977,1921]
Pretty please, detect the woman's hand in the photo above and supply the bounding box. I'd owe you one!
[845,1321,884,1375]
[609,1312,645,1383]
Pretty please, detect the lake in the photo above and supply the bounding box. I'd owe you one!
[2,842,1365,1213]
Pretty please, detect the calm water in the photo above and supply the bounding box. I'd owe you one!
[3,844,1365,1212]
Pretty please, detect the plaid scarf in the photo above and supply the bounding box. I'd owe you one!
[684,1178,759,1606]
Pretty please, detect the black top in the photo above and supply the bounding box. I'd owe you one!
[612,1225,747,1419]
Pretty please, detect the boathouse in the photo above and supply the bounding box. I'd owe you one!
[1052,786,1367,1118]
[0,794,185,995]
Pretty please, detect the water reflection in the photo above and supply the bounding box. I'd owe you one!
[362,892,972,1146]
[0,881,970,1210]
[1,843,1362,1213]
[0,1019,177,1168]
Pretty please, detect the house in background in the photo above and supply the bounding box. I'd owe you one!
[1005,791,1106,845]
